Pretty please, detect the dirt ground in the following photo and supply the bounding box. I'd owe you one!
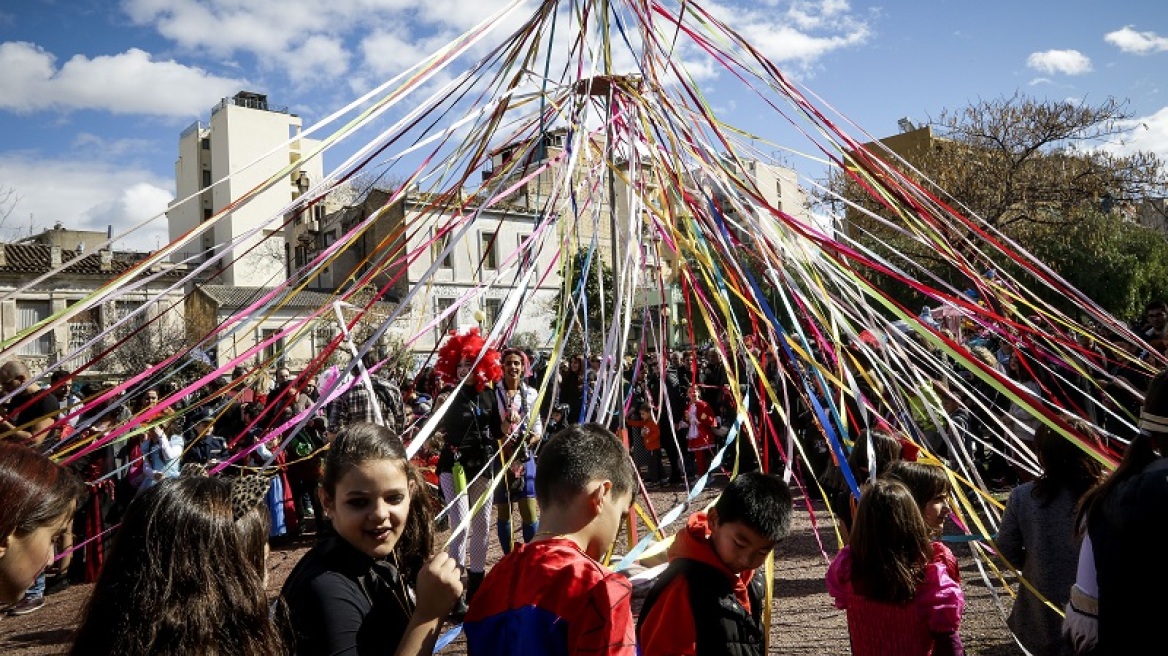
[0,483,1022,655]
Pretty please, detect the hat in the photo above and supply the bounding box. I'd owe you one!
[1139,370,1168,434]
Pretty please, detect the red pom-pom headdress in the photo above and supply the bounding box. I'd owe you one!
[434,327,502,391]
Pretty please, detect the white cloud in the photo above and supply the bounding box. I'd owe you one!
[0,154,172,251]
[1026,49,1092,76]
[1104,106,1168,162]
[72,133,159,158]
[1105,26,1168,55]
[0,42,246,117]
[1028,77,1052,86]
[361,29,445,77]
[705,0,869,66]
[121,0,424,79]
[290,36,351,81]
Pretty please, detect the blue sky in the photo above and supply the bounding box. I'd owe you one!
[0,0,1165,251]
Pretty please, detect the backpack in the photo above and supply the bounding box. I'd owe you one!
[371,378,404,432]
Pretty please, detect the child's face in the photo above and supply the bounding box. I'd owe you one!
[688,387,699,401]
[922,492,951,532]
[708,515,776,575]
[0,508,71,605]
[551,410,563,423]
[640,409,651,420]
[321,459,413,559]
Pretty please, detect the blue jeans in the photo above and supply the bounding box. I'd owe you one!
[26,573,45,599]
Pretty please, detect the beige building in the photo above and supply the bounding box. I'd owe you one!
[185,285,393,371]
[0,241,187,377]
[168,91,324,287]
[287,186,562,356]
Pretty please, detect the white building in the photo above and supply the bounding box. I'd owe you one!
[289,188,562,356]
[168,91,323,287]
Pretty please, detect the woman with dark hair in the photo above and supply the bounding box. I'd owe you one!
[70,475,282,656]
[997,419,1104,656]
[279,422,462,656]
[558,355,585,424]
[1064,370,1168,655]
[492,348,542,554]
[0,443,82,609]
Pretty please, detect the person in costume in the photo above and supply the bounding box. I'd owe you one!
[279,423,462,656]
[464,423,638,656]
[626,402,663,485]
[827,479,965,656]
[680,384,717,476]
[493,348,542,554]
[637,472,793,656]
[432,328,502,613]
[1064,369,1168,655]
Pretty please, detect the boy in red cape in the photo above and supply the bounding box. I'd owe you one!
[637,472,793,656]
[465,424,638,656]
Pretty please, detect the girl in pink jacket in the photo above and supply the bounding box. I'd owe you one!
[827,479,964,656]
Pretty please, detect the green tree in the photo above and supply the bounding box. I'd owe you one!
[549,247,614,355]
[828,94,1168,313]
[1027,208,1168,321]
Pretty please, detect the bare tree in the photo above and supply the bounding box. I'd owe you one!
[102,306,192,375]
[0,187,22,240]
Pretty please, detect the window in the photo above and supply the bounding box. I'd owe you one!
[201,137,210,150]
[114,300,146,329]
[313,324,335,353]
[482,298,502,329]
[15,300,52,356]
[435,298,455,342]
[202,170,212,189]
[481,231,497,269]
[433,228,453,269]
[260,328,285,366]
[203,208,213,222]
[65,305,98,368]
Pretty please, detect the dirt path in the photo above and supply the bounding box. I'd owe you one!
[0,487,1022,654]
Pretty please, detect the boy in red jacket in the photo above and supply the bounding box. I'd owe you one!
[465,423,639,656]
[637,472,793,656]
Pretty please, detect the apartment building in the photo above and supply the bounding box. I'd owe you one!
[168,91,324,287]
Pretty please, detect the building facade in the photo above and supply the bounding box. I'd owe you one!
[168,91,324,287]
[0,242,187,377]
[288,187,562,356]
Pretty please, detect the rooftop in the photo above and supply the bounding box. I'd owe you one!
[0,243,184,279]
[196,285,395,312]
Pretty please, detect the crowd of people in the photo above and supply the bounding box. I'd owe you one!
[0,300,1166,654]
